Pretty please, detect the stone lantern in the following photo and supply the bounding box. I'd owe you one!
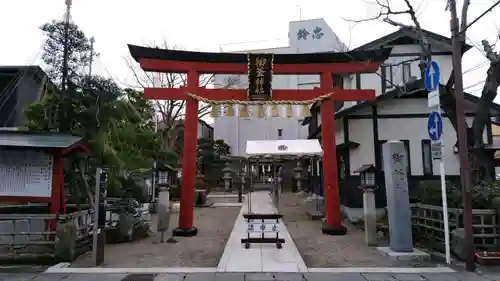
[222,164,233,192]
[156,166,170,187]
[358,165,376,189]
[239,166,247,203]
[354,164,378,246]
[153,163,172,201]
[293,160,303,193]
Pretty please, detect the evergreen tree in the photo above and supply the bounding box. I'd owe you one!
[39,20,97,86]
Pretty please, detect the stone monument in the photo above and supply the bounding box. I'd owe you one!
[377,141,429,261]
[363,187,377,246]
[156,186,176,243]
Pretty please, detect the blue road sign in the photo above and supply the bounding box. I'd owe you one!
[428,111,443,141]
[425,61,440,91]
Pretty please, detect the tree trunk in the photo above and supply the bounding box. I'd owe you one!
[441,62,499,186]
[77,161,95,209]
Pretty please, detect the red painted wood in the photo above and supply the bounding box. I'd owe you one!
[320,72,343,229]
[49,155,63,231]
[140,58,382,74]
[139,55,382,235]
[177,71,199,230]
[0,196,51,203]
[331,89,375,101]
[144,87,376,102]
[144,88,187,100]
[60,143,89,155]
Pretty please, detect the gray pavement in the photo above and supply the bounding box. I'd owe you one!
[1,272,499,281]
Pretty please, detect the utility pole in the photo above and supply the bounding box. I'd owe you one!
[62,0,72,91]
[88,37,95,78]
[448,0,475,272]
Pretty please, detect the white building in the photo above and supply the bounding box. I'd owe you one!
[213,19,500,209]
[213,18,347,156]
[197,119,214,140]
[304,27,500,209]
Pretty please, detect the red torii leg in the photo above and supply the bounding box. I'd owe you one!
[173,70,199,236]
[319,72,345,235]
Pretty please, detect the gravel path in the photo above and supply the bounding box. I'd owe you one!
[278,192,443,268]
[72,206,240,268]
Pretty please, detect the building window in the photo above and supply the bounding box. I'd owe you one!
[421,140,433,175]
[333,74,344,88]
[277,129,283,139]
[338,155,345,180]
[381,65,394,89]
[401,139,411,174]
[378,140,387,171]
[355,73,361,89]
[402,63,411,83]
[355,73,361,104]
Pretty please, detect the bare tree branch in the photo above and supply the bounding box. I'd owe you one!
[343,0,411,24]
[382,0,430,57]
[471,38,500,146]
[124,40,240,154]
[460,0,471,38]
[354,0,498,182]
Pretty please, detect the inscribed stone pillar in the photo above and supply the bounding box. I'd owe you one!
[157,187,171,234]
[363,188,377,246]
[382,141,413,252]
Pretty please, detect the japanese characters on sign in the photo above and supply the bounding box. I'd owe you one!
[297,26,324,40]
[247,222,280,233]
[0,148,53,198]
[247,53,273,101]
[391,152,408,191]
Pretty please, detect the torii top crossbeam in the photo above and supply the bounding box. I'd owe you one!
[128,45,391,102]
[128,44,391,237]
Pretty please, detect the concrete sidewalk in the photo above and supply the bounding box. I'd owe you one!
[216,191,307,272]
[2,272,497,281]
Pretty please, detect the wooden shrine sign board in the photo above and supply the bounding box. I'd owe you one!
[241,213,284,249]
[0,148,53,198]
[247,53,273,101]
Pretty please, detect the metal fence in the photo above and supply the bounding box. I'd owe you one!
[0,214,57,260]
[0,200,151,263]
[0,210,94,262]
[411,203,499,249]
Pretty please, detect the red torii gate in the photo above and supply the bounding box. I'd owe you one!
[128,45,391,236]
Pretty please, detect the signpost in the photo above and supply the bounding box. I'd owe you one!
[428,111,443,160]
[425,61,451,264]
[93,168,107,266]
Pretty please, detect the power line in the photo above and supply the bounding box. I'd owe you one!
[466,36,486,55]
[463,60,489,74]
[457,0,500,36]
[464,79,486,90]
[0,45,44,116]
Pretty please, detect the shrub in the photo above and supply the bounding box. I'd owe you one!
[416,180,500,209]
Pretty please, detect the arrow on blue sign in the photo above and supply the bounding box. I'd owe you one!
[428,111,443,141]
[425,61,440,92]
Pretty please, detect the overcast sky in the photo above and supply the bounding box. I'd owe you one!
[1,0,499,97]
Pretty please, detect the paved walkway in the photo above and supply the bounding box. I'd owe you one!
[2,272,496,281]
[217,191,307,272]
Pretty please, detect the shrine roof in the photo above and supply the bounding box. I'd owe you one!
[128,44,392,64]
[0,131,84,149]
[245,139,322,157]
